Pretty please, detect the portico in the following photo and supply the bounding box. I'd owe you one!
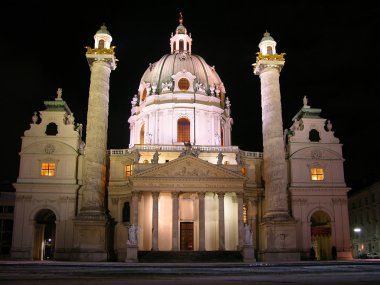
[130,155,245,252]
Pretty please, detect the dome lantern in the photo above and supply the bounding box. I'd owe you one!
[258,31,277,55]
[94,23,113,49]
[170,12,192,54]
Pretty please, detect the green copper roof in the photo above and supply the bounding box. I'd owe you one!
[292,107,322,121]
[44,100,72,113]
[260,31,274,42]
[96,24,111,35]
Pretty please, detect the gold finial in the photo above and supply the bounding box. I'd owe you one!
[179,12,183,25]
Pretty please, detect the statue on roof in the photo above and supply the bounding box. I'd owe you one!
[326,120,332,132]
[303,95,308,107]
[151,150,160,164]
[217,151,225,165]
[57,88,62,99]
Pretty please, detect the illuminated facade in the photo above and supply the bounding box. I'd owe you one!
[348,182,380,258]
[11,18,352,262]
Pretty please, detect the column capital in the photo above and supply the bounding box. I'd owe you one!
[236,192,244,199]
[218,192,225,199]
[152,192,160,200]
[171,192,180,199]
[198,192,206,199]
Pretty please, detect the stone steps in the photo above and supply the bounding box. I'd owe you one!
[138,250,243,263]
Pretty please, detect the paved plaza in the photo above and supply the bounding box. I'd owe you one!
[1,260,380,285]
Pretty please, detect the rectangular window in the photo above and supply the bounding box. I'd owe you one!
[41,163,55,176]
[125,165,133,177]
[311,167,324,181]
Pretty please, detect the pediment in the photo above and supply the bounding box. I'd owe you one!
[289,146,342,160]
[133,155,245,180]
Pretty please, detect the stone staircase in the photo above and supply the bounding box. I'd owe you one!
[138,250,243,263]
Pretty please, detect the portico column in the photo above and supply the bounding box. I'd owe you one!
[237,192,244,249]
[218,192,225,250]
[152,192,159,251]
[172,192,179,251]
[198,192,206,251]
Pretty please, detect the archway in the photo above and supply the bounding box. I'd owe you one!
[310,210,332,260]
[33,209,56,260]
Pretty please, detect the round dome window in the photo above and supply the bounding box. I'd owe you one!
[178,78,190,92]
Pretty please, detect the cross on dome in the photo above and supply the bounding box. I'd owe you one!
[170,12,192,54]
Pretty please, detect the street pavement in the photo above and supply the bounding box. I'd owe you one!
[1,259,380,285]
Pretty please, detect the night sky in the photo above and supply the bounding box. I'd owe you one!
[1,1,379,191]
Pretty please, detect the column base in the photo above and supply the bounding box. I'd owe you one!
[125,245,138,263]
[242,245,256,263]
[259,219,300,262]
[72,215,115,262]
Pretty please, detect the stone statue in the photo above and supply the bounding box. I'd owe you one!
[303,95,308,107]
[133,149,141,164]
[217,151,224,165]
[32,111,38,124]
[127,224,138,245]
[131,94,138,107]
[326,120,332,131]
[57,88,62,99]
[225,97,231,117]
[235,151,242,165]
[293,119,300,131]
[179,142,192,157]
[68,113,75,125]
[76,123,83,138]
[151,150,160,164]
[244,224,253,245]
[79,141,85,155]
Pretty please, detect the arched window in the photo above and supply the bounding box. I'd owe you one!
[309,129,321,142]
[141,88,147,102]
[179,40,184,51]
[140,124,145,144]
[45,122,58,136]
[98,39,105,49]
[177,118,190,142]
[173,41,177,51]
[178,78,190,91]
[220,128,224,146]
[122,202,130,223]
[267,46,273,55]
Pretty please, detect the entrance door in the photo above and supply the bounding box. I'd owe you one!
[180,222,193,250]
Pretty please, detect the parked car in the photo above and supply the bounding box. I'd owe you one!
[367,252,379,259]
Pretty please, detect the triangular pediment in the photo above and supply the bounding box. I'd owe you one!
[133,155,245,180]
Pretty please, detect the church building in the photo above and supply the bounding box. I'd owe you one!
[10,16,352,262]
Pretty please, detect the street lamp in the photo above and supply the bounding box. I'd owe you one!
[353,227,362,258]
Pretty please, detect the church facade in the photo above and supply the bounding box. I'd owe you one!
[11,18,352,262]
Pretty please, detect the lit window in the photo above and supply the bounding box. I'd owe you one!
[98,39,105,49]
[241,167,247,176]
[177,118,190,142]
[140,124,145,144]
[311,167,324,181]
[178,78,190,91]
[41,163,55,176]
[125,165,133,177]
[141,88,147,102]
